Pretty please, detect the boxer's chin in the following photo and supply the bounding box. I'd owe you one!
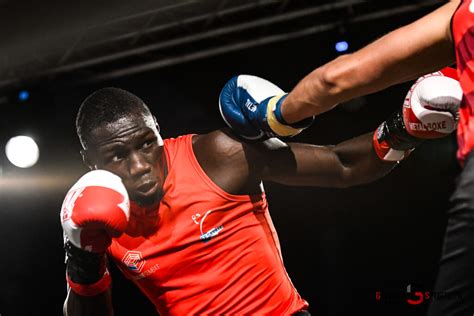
[130,188,163,213]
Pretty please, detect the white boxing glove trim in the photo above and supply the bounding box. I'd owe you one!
[408,76,462,133]
[237,75,285,103]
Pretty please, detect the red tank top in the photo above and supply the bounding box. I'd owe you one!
[107,134,308,315]
[453,0,474,163]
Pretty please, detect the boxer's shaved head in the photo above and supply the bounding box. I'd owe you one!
[76,87,156,149]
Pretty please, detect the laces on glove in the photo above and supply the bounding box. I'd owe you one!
[64,236,111,296]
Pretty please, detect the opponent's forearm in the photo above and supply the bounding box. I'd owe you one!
[281,0,457,123]
[64,287,113,316]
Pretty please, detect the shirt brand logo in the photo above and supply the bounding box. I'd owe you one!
[200,225,224,242]
[470,0,474,13]
[122,250,146,273]
[192,209,225,242]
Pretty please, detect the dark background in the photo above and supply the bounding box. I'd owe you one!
[0,1,459,315]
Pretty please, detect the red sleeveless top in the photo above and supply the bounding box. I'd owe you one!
[453,0,474,163]
[107,134,308,315]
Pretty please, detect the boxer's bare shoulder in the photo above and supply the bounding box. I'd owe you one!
[192,129,262,195]
[192,127,396,194]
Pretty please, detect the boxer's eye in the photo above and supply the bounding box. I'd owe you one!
[142,141,153,149]
[105,150,126,163]
[111,154,124,162]
[141,137,157,150]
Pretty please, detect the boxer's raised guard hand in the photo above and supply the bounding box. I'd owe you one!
[61,170,130,253]
[374,67,462,161]
[219,75,314,140]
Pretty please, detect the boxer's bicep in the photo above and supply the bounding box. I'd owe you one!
[260,133,395,188]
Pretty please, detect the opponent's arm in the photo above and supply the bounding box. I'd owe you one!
[212,71,461,190]
[281,0,459,123]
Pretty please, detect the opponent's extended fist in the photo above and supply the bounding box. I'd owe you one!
[61,170,130,253]
[219,75,314,140]
[403,67,462,139]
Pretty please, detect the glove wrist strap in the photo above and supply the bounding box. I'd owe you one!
[272,94,315,128]
[65,240,111,296]
[373,109,423,161]
[66,271,111,297]
[265,94,314,137]
[65,240,108,284]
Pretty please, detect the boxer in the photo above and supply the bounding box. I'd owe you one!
[61,70,460,315]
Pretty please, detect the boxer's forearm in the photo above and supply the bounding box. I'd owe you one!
[331,133,396,187]
[281,0,457,124]
[64,287,113,316]
[259,133,396,188]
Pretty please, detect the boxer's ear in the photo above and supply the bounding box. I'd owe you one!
[81,149,97,170]
[153,115,160,132]
[152,115,164,146]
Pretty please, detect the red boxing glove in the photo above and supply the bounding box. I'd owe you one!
[374,67,462,162]
[61,170,130,253]
[403,67,462,139]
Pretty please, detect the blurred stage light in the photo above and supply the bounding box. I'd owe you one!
[18,90,29,102]
[335,41,349,52]
[5,136,39,168]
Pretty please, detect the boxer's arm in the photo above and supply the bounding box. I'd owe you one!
[201,65,461,190]
[64,287,113,316]
[282,0,458,123]
[60,170,129,316]
[257,133,395,188]
[194,129,394,193]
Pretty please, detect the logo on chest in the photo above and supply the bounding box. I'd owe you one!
[122,250,146,273]
[122,250,160,280]
[192,209,225,243]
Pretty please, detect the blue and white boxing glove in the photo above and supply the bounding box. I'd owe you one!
[219,75,314,140]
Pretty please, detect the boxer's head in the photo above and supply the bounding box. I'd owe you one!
[76,87,165,207]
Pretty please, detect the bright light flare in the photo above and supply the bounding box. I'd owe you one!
[18,90,29,102]
[335,41,349,52]
[5,136,40,168]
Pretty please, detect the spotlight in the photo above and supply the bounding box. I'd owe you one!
[5,136,40,168]
[335,41,349,53]
[18,90,29,102]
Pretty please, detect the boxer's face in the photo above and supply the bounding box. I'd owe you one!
[83,111,166,207]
